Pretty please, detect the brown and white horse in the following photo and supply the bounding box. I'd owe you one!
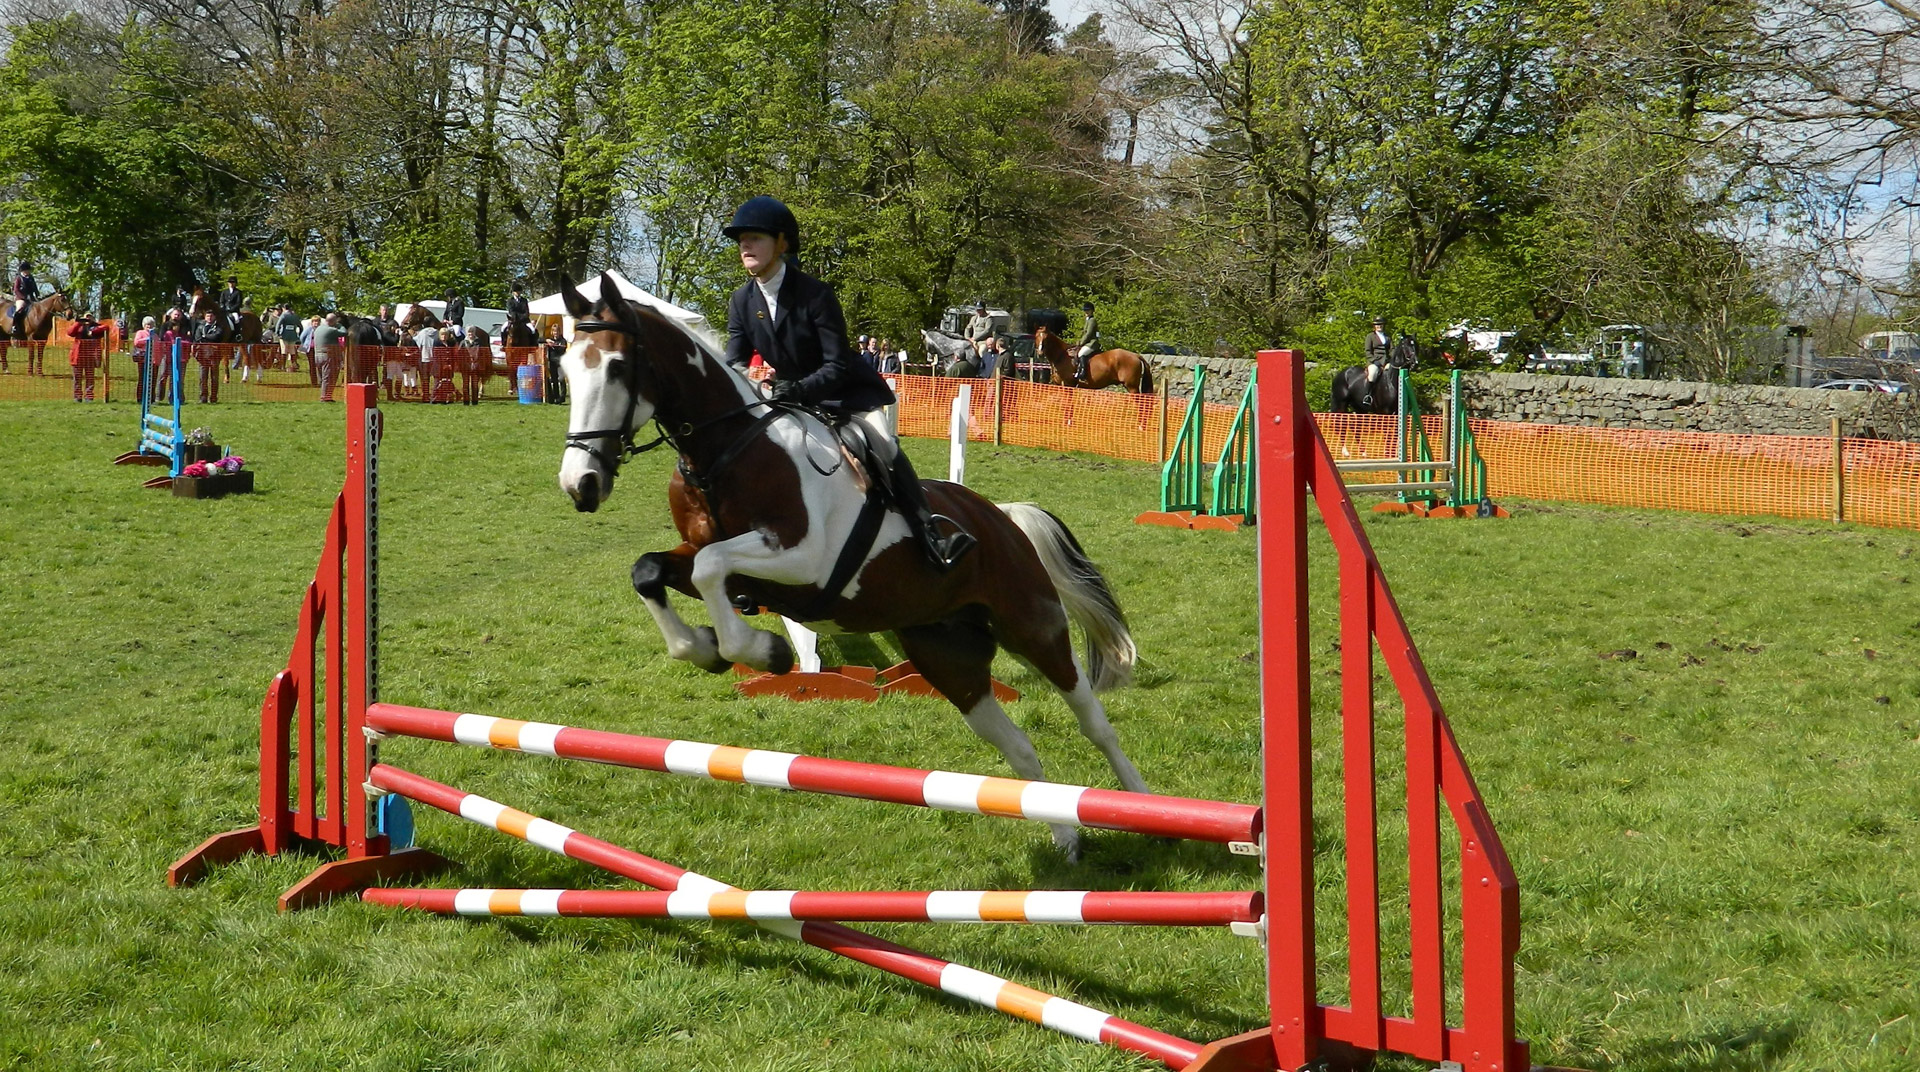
[1,292,71,374]
[555,273,1148,861]
[1034,325,1154,393]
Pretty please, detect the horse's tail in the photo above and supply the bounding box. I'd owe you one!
[1139,360,1154,395]
[999,503,1135,691]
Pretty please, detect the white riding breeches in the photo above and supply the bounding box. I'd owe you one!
[852,407,898,465]
[1077,343,1096,360]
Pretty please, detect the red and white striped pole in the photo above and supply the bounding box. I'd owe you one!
[368,764,1206,1069]
[367,703,1259,847]
[365,886,1261,927]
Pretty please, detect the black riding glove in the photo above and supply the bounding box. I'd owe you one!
[769,379,800,402]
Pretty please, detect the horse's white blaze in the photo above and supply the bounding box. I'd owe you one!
[558,336,651,507]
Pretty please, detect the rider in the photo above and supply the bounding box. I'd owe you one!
[10,260,39,333]
[443,290,466,331]
[720,195,975,569]
[1363,316,1391,406]
[1073,301,1099,384]
[505,280,530,342]
[219,276,245,324]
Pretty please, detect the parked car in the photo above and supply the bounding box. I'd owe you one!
[1813,378,1910,394]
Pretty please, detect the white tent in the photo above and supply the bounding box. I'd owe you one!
[529,270,715,347]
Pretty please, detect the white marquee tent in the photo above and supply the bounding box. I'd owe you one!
[529,270,715,347]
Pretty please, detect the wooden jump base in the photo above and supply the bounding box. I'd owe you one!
[170,358,1538,1072]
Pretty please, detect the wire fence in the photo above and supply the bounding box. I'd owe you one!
[15,347,1914,531]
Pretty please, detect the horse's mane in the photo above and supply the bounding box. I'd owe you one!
[615,296,726,367]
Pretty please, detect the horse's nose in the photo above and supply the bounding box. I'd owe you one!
[571,470,601,513]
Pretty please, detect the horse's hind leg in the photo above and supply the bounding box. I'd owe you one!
[896,620,1084,863]
[632,546,729,673]
[1000,608,1150,797]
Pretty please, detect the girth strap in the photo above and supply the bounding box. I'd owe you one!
[790,483,890,622]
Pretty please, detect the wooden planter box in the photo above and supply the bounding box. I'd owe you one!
[172,471,255,499]
[181,443,224,464]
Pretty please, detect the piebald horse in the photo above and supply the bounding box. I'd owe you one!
[555,273,1148,861]
[1034,325,1155,393]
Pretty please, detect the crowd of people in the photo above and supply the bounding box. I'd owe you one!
[117,283,550,405]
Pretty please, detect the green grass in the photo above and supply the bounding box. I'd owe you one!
[1,399,1916,1071]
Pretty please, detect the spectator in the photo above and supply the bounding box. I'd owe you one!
[313,312,344,402]
[299,315,321,387]
[156,313,189,403]
[460,324,489,405]
[131,316,157,404]
[67,311,107,401]
[192,310,224,402]
[964,303,994,357]
[275,304,303,372]
[435,326,460,402]
[382,319,408,402]
[543,321,568,404]
[413,321,438,401]
[879,337,903,375]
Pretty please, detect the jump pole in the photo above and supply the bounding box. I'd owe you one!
[113,339,187,486]
[171,372,1540,1072]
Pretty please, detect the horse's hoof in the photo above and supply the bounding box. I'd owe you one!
[765,635,794,676]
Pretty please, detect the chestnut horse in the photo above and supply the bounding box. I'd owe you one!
[1033,325,1154,393]
[555,273,1148,861]
[1,292,72,375]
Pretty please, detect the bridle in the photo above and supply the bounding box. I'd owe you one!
[562,316,787,488]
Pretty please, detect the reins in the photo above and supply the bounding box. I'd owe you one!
[563,315,835,493]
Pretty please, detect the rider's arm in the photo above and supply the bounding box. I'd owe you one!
[794,284,853,402]
[723,285,754,371]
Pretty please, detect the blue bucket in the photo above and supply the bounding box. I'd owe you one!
[516,363,542,404]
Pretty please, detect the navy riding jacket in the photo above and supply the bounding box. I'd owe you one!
[724,267,894,416]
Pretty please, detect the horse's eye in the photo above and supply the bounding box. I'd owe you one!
[605,356,626,382]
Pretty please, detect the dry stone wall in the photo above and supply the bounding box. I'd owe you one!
[1153,355,1255,404]
[1461,373,1920,441]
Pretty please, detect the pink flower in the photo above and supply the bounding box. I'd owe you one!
[181,461,211,478]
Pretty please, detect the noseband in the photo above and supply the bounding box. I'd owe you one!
[562,318,662,473]
[561,316,781,486]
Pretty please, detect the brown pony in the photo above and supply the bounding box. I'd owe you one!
[1033,324,1155,393]
[1,292,72,375]
[553,273,1148,862]
[400,304,443,332]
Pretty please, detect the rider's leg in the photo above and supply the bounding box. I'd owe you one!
[853,408,976,569]
[1075,343,1093,384]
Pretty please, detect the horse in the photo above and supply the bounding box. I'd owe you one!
[554,272,1148,862]
[400,304,442,332]
[1329,334,1418,414]
[1033,325,1154,393]
[500,318,538,347]
[1,292,71,375]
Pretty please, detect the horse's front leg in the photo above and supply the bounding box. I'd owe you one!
[631,544,729,674]
[689,531,821,674]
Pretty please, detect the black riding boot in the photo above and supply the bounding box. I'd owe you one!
[889,452,976,569]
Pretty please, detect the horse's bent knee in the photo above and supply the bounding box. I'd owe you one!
[632,553,671,602]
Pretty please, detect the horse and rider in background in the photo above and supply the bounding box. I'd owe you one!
[1329,331,1419,414]
[4,260,71,375]
[1032,324,1154,393]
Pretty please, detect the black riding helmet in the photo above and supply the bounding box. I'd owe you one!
[723,196,801,257]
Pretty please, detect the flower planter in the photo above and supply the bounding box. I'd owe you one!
[181,443,224,463]
[172,471,255,499]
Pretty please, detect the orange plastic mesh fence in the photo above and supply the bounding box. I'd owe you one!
[891,377,1917,531]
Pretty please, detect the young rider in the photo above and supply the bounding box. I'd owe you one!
[720,195,975,569]
[1073,300,1099,384]
[10,259,39,333]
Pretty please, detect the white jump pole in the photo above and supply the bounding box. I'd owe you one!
[949,383,971,484]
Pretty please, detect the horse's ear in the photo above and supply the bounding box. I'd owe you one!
[559,274,591,318]
[598,271,636,329]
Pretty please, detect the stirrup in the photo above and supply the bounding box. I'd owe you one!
[925,514,976,569]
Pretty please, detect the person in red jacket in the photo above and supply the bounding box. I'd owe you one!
[67,311,107,401]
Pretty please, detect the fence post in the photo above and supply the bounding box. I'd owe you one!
[1157,373,1170,464]
[993,366,1004,446]
[1832,417,1844,524]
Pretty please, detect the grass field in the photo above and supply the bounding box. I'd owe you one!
[2,399,1916,1072]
